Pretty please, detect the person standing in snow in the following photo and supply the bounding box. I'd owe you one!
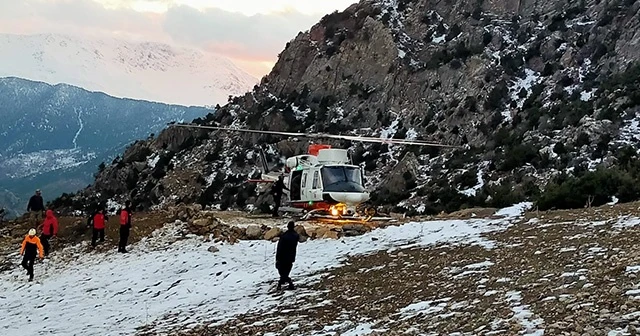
[275,221,300,290]
[26,189,45,227]
[91,208,107,247]
[118,201,132,253]
[37,209,59,257]
[271,176,288,217]
[20,229,44,282]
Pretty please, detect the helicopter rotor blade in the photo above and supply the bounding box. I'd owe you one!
[317,133,461,148]
[172,124,307,137]
[171,124,461,148]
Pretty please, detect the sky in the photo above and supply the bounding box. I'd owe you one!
[0,0,357,78]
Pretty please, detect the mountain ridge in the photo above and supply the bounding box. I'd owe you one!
[54,0,640,215]
[0,77,213,218]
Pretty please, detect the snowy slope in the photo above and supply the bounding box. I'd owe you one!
[0,204,531,336]
[0,33,258,106]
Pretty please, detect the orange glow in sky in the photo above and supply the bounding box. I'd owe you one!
[0,0,357,78]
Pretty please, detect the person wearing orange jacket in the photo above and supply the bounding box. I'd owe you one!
[91,209,107,247]
[20,229,44,282]
[38,209,59,256]
[118,201,132,253]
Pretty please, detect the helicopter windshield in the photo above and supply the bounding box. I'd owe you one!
[320,166,365,192]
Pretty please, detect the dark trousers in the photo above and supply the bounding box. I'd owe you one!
[276,261,293,285]
[91,228,105,247]
[41,234,51,256]
[118,226,130,252]
[21,255,35,279]
[273,195,282,216]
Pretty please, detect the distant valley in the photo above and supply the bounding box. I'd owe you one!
[0,77,213,218]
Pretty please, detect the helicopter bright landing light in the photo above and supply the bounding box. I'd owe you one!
[170,123,461,222]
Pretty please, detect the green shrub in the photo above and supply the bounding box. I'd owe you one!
[536,168,640,210]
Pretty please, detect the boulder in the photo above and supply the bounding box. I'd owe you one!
[122,140,152,163]
[343,224,368,237]
[344,229,365,237]
[192,218,211,228]
[342,224,368,233]
[264,227,282,241]
[314,227,329,239]
[245,225,262,239]
[207,246,219,253]
[321,230,340,239]
[294,225,308,238]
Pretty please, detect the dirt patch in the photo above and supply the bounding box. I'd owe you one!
[158,210,640,335]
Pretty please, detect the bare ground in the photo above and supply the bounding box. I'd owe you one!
[3,202,640,335]
[148,203,640,336]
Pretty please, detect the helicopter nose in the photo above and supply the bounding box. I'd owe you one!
[326,192,370,204]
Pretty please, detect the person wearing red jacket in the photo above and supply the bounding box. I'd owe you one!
[118,201,132,253]
[91,209,107,247]
[38,209,59,256]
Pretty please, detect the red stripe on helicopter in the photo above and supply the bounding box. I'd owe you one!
[290,201,333,210]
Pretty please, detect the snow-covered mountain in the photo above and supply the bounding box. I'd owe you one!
[0,33,258,106]
[0,77,212,218]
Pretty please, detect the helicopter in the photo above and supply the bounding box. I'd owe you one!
[171,124,460,222]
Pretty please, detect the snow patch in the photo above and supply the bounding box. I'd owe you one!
[0,148,96,179]
[0,206,526,335]
[293,104,311,121]
[460,163,489,197]
[494,202,532,217]
[398,297,451,319]
[505,291,545,335]
[147,153,160,168]
[509,68,541,110]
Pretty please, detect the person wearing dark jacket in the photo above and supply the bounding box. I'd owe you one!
[37,209,59,256]
[91,209,107,247]
[20,229,44,282]
[276,221,300,290]
[27,189,45,227]
[118,201,132,253]
[271,176,288,217]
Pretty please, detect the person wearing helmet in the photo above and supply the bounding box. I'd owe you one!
[20,229,44,282]
[38,209,59,256]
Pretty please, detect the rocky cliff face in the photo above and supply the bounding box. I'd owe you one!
[54,0,640,215]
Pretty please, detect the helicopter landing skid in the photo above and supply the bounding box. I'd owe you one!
[300,209,394,223]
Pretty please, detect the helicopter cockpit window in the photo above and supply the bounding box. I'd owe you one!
[320,166,365,192]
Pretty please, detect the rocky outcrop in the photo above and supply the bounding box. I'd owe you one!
[56,0,640,216]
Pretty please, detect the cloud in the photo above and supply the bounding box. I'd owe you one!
[0,0,344,75]
[162,5,321,61]
[0,0,164,40]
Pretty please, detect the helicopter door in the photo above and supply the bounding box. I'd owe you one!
[309,169,322,201]
[290,170,302,201]
[300,172,308,201]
